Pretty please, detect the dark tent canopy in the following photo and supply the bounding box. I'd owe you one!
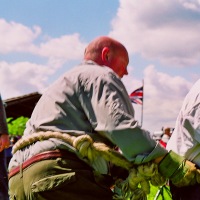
[4,92,41,119]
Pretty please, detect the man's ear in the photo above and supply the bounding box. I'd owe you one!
[102,47,109,63]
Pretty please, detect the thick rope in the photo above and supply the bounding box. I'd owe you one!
[12,131,166,200]
[12,131,133,170]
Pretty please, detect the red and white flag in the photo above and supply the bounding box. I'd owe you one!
[129,86,143,105]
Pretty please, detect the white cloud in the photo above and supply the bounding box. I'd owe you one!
[0,19,88,100]
[0,18,87,68]
[109,0,200,66]
[0,18,87,69]
[37,34,85,59]
[180,0,200,11]
[0,19,41,53]
[0,61,53,99]
[34,33,87,68]
[123,65,193,132]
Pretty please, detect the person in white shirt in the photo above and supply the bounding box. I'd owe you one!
[167,79,200,200]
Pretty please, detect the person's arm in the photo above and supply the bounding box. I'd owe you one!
[79,71,167,163]
[0,95,10,151]
[79,71,199,187]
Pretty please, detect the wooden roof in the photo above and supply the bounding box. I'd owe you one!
[4,92,42,119]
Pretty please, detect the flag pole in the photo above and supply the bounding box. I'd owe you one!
[140,79,144,127]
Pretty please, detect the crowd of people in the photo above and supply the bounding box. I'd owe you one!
[0,36,200,200]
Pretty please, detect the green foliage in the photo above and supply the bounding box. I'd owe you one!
[147,185,172,200]
[6,116,29,136]
[119,184,172,200]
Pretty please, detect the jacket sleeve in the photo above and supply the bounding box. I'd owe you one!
[78,71,167,164]
[0,94,8,135]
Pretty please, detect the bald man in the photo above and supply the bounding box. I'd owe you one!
[8,36,200,200]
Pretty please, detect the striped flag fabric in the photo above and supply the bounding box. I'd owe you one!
[129,86,143,105]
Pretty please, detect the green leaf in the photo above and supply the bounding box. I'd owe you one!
[6,116,29,136]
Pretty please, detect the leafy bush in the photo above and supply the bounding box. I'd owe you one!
[6,116,29,136]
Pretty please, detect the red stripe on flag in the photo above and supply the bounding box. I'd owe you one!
[129,86,143,105]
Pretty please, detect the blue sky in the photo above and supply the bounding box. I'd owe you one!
[0,0,200,133]
[0,1,118,39]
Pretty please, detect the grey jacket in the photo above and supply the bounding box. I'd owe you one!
[167,79,200,167]
[9,61,167,172]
